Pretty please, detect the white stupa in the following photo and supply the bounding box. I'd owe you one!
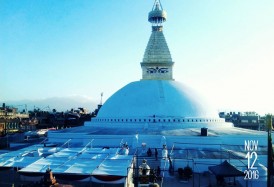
[89,1,230,130]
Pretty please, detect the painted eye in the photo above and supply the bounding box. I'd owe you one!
[158,68,168,73]
[147,68,157,73]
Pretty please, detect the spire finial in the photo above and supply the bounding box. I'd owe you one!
[148,0,167,27]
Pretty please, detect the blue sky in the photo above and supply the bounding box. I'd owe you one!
[1,0,274,114]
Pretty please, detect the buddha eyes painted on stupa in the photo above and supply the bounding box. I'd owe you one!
[146,67,169,74]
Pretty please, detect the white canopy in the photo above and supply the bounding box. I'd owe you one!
[19,147,133,177]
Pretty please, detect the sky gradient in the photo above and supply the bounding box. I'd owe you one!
[1,0,274,114]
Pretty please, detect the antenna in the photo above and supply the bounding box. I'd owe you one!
[100,92,104,105]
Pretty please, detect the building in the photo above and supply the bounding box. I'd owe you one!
[0,1,272,187]
[0,103,30,136]
[219,111,274,131]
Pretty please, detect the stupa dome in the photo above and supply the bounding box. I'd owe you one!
[97,80,218,119]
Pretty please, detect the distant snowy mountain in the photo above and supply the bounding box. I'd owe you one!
[0,96,98,112]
